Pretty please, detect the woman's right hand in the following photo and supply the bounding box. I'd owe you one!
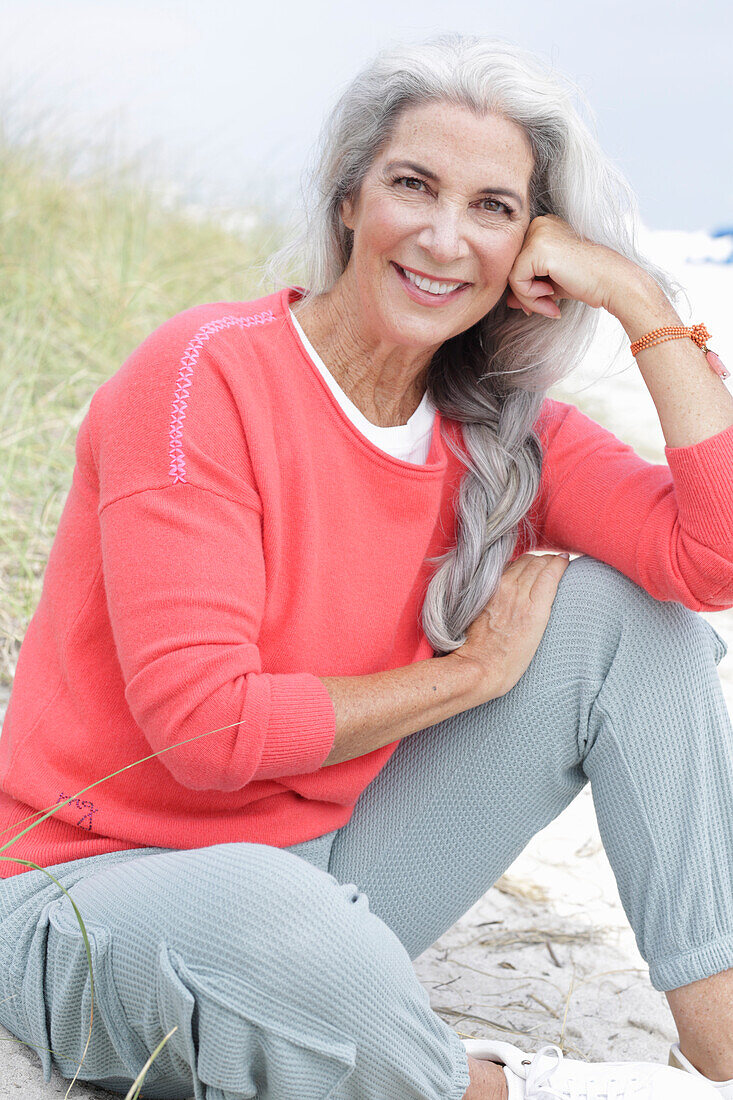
[451,552,572,703]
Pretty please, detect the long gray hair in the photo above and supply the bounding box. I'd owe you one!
[260,33,686,656]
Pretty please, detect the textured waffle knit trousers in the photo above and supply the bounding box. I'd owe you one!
[0,555,731,1100]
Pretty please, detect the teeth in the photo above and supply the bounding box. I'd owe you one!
[401,267,463,295]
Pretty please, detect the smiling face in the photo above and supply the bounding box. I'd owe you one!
[338,100,535,355]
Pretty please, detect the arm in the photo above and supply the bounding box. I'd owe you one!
[529,398,733,611]
[607,269,733,448]
[99,483,339,789]
[93,309,344,790]
[319,654,483,766]
[505,214,733,607]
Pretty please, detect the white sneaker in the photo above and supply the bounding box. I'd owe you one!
[461,1038,719,1100]
[669,1043,733,1100]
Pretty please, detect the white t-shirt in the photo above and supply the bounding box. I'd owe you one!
[289,308,437,465]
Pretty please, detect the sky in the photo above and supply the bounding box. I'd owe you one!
[0,0,731,232]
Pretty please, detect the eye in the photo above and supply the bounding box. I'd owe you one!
[393,175,427,192]
[479,197,515,216]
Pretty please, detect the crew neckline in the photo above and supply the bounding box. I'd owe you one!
[289,304,435,444]
[281,285,447,476]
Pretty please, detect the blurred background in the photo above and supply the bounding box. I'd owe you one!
[0,0,732,1081]
[2,0,729,671]
[2,0,731,232]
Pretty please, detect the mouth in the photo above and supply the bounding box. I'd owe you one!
[392,262,471,305]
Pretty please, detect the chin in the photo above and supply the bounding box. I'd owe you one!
[392,318,454,348]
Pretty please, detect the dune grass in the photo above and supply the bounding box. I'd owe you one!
[0,114,288,687]
[0,118,294,1096]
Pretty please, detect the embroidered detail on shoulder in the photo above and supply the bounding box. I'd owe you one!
[57,792,99,831]
[168,310,276,484]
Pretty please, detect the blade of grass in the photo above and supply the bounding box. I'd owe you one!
[123,1026,178,1100]
[0,719,260,1097]
[0,858,95,1099]
[0,716,259,850]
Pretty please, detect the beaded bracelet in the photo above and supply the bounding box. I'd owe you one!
[630,322,729,380]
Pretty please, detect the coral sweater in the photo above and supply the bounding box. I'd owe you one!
[1,286,732,878]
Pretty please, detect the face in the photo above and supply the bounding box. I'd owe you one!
[339,101,534,354]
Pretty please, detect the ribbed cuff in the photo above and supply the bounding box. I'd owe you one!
[649,932,733,991]
[255,673,337,778]
[665,423,733,550]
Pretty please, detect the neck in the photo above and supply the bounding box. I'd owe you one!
[291,278,434,428]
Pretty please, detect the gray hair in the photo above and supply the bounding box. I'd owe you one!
[260,33,686,656]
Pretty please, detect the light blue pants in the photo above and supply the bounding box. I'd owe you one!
[0,556,730,1100]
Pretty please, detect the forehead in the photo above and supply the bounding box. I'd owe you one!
[376,100,534,191]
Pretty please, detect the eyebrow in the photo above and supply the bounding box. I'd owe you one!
[385,160,525,211]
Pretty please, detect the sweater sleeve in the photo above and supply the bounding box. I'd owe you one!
[92,308,337,791]
[530,397,733,612]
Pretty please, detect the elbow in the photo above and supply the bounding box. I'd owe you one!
[124,659,268,791]
[153,738,253,791]
[126,698,262,792]
[668,537,733,612]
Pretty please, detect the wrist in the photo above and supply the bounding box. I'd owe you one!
[606,270,681,341]
[442,650,497,706]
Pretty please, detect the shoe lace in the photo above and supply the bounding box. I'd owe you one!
[523,1045,637,1100]
[524,1044,570,1100]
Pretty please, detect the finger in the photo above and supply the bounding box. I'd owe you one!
[512,553,558,585]
[522,291,562,318]
[510,280,562,318]
[525,279,556,302]
[529,553,570,593]
[503,554,542,581]
[526,281,562,313]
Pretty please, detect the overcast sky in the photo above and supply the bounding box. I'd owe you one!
[0,0,730,232]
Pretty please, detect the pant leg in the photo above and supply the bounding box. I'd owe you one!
[0,838,471,1100]
[326,555,733,992]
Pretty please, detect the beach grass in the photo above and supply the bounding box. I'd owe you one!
[0,111,298,1095]
[0,111,287,687]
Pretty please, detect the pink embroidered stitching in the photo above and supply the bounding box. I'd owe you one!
[56,792,99,831]
[168,310,276,484]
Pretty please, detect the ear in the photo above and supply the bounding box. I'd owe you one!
[340,195,355,231]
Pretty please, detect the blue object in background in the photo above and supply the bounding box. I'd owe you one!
[710,227,733,263]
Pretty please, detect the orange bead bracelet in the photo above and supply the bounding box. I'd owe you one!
[630,322,729,380]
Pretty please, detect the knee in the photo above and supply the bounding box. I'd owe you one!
[152,847,430,1090]
[154,849,461,1100]
[555,554,650,623]
[556,555,694,637]
[161,843,415,1012]
[553,554,723,672]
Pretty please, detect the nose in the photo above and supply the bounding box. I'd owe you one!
[415,204,470,266]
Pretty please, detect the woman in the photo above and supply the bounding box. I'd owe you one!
[0,31,731,1100]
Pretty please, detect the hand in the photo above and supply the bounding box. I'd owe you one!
[451,552,572,703]
[504,214,643,319]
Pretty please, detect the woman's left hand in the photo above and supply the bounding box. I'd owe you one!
[505,213,645,319]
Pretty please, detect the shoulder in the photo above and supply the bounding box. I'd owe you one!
[121,290,287,373]
[532,395,575,437]
[93,289,292,412]
[88,292,294,504]
[531,395,613,449]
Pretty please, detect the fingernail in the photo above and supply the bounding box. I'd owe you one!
[560,552,570,559]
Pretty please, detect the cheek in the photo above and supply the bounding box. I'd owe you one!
[363,199,420,253]
[478,236,524,281]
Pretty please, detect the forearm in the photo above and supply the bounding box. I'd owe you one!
[319,654,486,766]
[608,272,733,448]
